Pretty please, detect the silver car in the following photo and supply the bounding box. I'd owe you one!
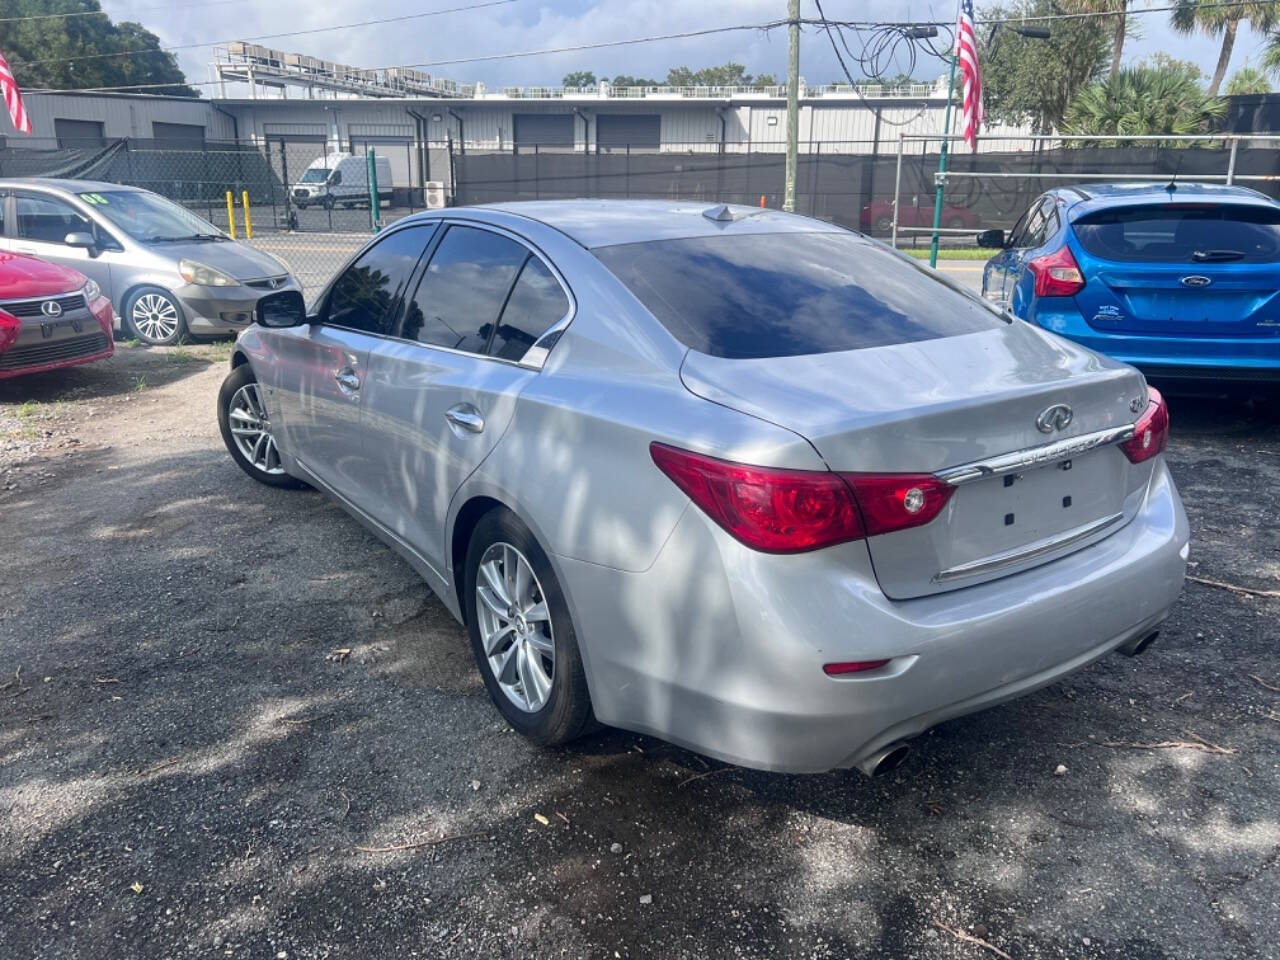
[217,200,1189,775]
[0,178,299,345]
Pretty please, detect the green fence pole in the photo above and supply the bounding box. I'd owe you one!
[928,53,959,268]
[368,149,381,233]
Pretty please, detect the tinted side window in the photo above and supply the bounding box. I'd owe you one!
[1014,200,1050,249]
[489,257,569,361]
[400,226,527,353]
[15,193,93,245]
[594,232,1005,359]
[325,224,433,335]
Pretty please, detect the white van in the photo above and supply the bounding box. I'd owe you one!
[291,152,392,210]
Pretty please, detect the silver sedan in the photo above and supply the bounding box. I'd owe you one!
[217,200,1189,775]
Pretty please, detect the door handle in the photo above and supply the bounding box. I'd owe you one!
[333,368,361,392]
[445,403,484,434]
[15,247,36,255]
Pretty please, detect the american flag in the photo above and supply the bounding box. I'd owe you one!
[955,0,983,150]
[0,52,31,136]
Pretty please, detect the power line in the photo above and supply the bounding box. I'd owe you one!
[26,20,787,93]
[13,0,519,67]
[809,0,1280,30]
[0,0,253,25]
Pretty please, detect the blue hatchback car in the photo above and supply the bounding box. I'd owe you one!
[980,182,1280,383]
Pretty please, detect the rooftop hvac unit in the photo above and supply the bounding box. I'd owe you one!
[227,41,249,58]
[425,181,446,210]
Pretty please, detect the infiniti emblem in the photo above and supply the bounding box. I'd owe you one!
[1181,275,1212,288]
[1036,403,1074,434]
[41,300,62,318]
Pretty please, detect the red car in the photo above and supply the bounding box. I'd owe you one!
[860,199,979,234]
[0,253,114,379]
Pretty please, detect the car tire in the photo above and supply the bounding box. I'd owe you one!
[217,364,306,489]
[946,215,967,230]
[464,508,594,746]
[874,215,892,233]
[125,286,187,346]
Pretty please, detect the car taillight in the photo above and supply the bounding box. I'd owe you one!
[650,443,954,553]
[1120,386,1169,463]
[1028,245,1085,298]
[0,309,19,354]
[839,473,955,537]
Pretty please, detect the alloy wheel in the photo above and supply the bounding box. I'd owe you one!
[475,542,555,713]
[131,293,180,342]
[227,382,284,475]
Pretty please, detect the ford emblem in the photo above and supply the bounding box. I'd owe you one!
[1180,275,1212,288]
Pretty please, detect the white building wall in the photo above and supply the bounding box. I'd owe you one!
[18,93,229,142]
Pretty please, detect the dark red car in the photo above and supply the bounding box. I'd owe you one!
[860,199,979,234]
[0,253,114,379]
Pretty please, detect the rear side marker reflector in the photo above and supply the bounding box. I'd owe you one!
[823,659,891,676]
[649,443,955,554]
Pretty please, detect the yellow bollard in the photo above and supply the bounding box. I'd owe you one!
[241,190,253,240]
[225,191,237,239]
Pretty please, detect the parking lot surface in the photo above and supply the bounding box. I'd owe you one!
[1,344,1277,959]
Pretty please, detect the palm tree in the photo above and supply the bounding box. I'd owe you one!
[1173,0,1279,97]
[1225,63,1273,95]
[1062,0,1130,80]
[1063,65,1228,144]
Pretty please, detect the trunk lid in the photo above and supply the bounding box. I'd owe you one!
[1074,256,1280,338]
[1070,201,1280,338]
[680,323,1151,599]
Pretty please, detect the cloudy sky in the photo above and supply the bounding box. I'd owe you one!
[101,0,1269,94]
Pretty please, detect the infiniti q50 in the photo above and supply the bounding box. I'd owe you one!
[218,200,1189,776]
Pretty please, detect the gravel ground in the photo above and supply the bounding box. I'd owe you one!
[1,344,1278,960]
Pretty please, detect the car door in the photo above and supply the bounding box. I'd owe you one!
[267,222,435,502]
[9,190,120,299]
[357,222,573,575]
[985,196,1049,310]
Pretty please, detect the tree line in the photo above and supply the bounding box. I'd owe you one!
[0,0,194,97]
[562,64,777,89]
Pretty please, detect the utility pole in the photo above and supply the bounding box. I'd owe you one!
[783,0,800,212]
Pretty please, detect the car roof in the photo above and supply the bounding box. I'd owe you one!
[0,177,145,194]
[1053,181,1279,219]
[478,199,847,248]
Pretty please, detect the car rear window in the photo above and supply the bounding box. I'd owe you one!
[1073,203,1280,263]
[592,232,1005,359]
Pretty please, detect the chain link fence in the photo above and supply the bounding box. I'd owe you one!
[3,133,1280,299]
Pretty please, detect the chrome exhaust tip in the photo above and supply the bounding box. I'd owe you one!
[1118,630,1159,657]
[856,741,911,777]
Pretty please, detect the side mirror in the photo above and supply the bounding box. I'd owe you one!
[977,228,1006,249]
[256,290,309,328]
[65,232,98,255]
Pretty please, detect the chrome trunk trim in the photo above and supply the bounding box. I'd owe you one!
[933,511,1125,583]
[936,424,1135,486]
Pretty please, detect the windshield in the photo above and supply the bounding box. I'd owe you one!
[593,231,1007,359]
[1073,203,1280,263]
[299,168,331,183]
[80,190,224,243]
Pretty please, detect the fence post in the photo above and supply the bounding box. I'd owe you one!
[367,148,382,233]
[278,139,293,230]
[225,191,237,239]
[891,133,904,248]
[534,144,541,201]
[1227,136,1239,185]
[626,143,631,199]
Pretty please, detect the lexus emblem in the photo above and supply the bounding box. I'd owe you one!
[1036,403,1074,434]
[1181,275,1212,288]
[41,300,62,318]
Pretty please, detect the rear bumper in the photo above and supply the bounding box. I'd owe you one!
[558,458,1189,773]
[1029,307,1280,381]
